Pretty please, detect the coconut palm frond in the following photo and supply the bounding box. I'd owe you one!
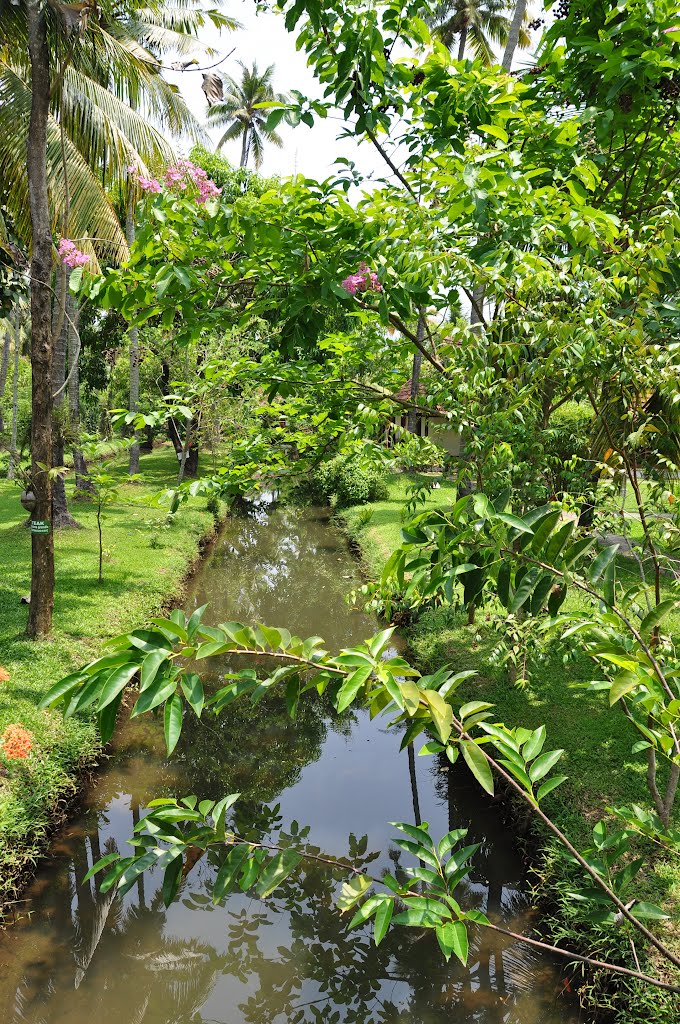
[427,0,531,66]
[0,67,126,266]
[216,119,246,150]
[62,66,176,177]
[205,61,286,167]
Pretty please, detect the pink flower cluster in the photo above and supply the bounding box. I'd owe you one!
[128,165,162,193]
[163,159,221,205]
[129,160,220,205]
[341,263,382,296]
[58,239,90,269]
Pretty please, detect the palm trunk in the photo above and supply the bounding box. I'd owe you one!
[240,126,250,168]
[7,307,21,481]
[0,328,10,434]
[51,302,70,525]
[68,291,93,495]
[126,193,140,476]
[501,0,527,71]
[26,0,55,637]
[457,25,468,61]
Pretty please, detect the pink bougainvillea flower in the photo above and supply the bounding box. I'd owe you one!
[340,263,382,295]
[163,159,221,204]
[57,239,90,269]
[138,176,162,193]
[1,723,34,760]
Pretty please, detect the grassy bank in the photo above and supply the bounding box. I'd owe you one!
[0,447,217,916]
[342,474,680,1022]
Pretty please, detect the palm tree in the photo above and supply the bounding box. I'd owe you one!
[206,61,285,168]
[0,0,232,635]
[428,0,530,65]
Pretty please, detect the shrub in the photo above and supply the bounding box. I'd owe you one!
[312,453,389,508]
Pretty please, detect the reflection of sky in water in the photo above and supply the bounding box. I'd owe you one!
[0,501,578,1024]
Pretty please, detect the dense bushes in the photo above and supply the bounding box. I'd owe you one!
[312,452,389,507]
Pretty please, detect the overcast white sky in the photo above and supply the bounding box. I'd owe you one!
[164,0,386,181]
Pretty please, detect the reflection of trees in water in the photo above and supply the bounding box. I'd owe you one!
[6,768,573,1024]
[187,503,374,648]
[4,500,573,1024]
[8,823,222,1024]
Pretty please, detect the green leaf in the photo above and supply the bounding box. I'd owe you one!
[336,665,373,712]
[131,674,178,716]
[401,680,422,715]
[140,649,169,692]
[214,844,252,901]
[164,693,183,754]
[530,510,562,555]
[97,663,140,710]
[437,828,467,859]
[523,725,546,761]
[338,873,372,912]
[83,851,120,881]
[590,544,619,584]
[256,849,302,898]
[98,694,122,744]
[347,895,386,930]
[38,671,87,709]
[510,568,540,613]
[161,851,184,906]
[460,740,494,795]
[181,674,205,717]
[436,920,468,964]
[368,627,395,657]
[373,898,394,946]
[639,600,679,638]
[459,701,494,720]
[151,617,188,643]
[609,671,640,705]
[195,640,233,660]
[495,512,533,535]
[259,624,283,650]
[536,775,568,802]
[630,901,670,920]
[419,740,445,755]
[528,748,564,782]
[422,689,453,744]
[391,821,435,850]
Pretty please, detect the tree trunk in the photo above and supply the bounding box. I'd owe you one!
[406,314,425,435]
[240,126,250,168]
[26,0,55,638]
[161,359,183,453]
[126,193,140,476]
[457,25,468,61]
[0,328,10,434]
[51,286,79,527]
[68,291,94,495]
[7,307,21,481]
[501,0,527,71]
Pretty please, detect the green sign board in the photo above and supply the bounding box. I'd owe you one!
[30,520,51,535]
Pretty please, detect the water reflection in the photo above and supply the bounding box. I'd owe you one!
[0,501,578,1024]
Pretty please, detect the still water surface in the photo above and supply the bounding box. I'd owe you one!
[0,500,579,1023]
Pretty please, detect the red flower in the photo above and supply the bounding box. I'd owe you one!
[1,724,34,760]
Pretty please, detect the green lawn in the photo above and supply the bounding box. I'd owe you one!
[342,473,680,1020]
[0,447,217,914]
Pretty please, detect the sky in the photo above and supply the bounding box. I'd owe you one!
[164,0,387,182]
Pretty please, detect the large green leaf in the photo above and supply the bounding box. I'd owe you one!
[460,740,494,795]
